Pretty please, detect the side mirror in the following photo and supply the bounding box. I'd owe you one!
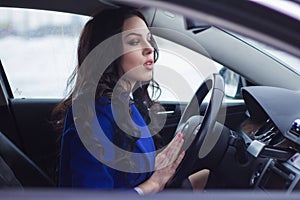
[219,68,246,99]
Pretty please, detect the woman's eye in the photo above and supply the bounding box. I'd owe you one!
[127,39,140,46]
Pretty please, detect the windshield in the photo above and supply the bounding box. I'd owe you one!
[238,35,300,75]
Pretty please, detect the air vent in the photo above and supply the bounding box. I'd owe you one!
[253,118,283,145]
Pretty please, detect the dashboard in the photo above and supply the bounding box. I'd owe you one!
[238,86,300,191]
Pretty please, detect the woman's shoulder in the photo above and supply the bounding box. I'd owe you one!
[62,98,114,134]
[62,98,116,142]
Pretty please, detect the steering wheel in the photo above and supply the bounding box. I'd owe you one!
[167,73,225,188]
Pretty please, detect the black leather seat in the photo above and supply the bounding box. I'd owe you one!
[0,131,55,187]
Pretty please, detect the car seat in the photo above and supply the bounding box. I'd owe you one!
[0,131,55,187]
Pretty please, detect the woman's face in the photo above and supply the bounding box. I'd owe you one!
[121,16,154,87]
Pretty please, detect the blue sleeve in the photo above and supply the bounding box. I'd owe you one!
[59,102,151,192]
[69,132,142,194]
[69,131,115,188]
[71,105,118,188]
[59,104,117,189]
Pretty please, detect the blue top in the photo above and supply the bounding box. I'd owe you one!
[59,98,156,190]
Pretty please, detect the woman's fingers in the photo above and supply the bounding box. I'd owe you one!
[167,133,184,163]
[155,132,184,170]
[167,132,183,148]
[149,146,186,192]
[174,151,185,168]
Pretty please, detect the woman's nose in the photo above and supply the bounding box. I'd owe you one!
[143,41,154,56]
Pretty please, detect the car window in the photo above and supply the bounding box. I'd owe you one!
[0,7,90,98]
[153,36,221,102]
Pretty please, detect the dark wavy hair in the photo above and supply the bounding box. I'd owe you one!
[51,7,165,185]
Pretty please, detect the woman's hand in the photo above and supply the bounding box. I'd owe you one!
[136,132,185,194]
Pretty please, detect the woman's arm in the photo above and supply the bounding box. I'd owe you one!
[69,131,115,188]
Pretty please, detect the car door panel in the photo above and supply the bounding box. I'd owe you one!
[9,99,59,180]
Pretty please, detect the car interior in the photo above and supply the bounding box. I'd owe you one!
[1,0,300,195]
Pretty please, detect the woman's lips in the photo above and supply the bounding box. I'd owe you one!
[144,59,154,70]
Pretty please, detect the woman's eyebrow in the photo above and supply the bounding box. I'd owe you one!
[124,32,151,39]
[125,33,142,38]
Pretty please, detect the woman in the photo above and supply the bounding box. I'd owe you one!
[52,7,206,194]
